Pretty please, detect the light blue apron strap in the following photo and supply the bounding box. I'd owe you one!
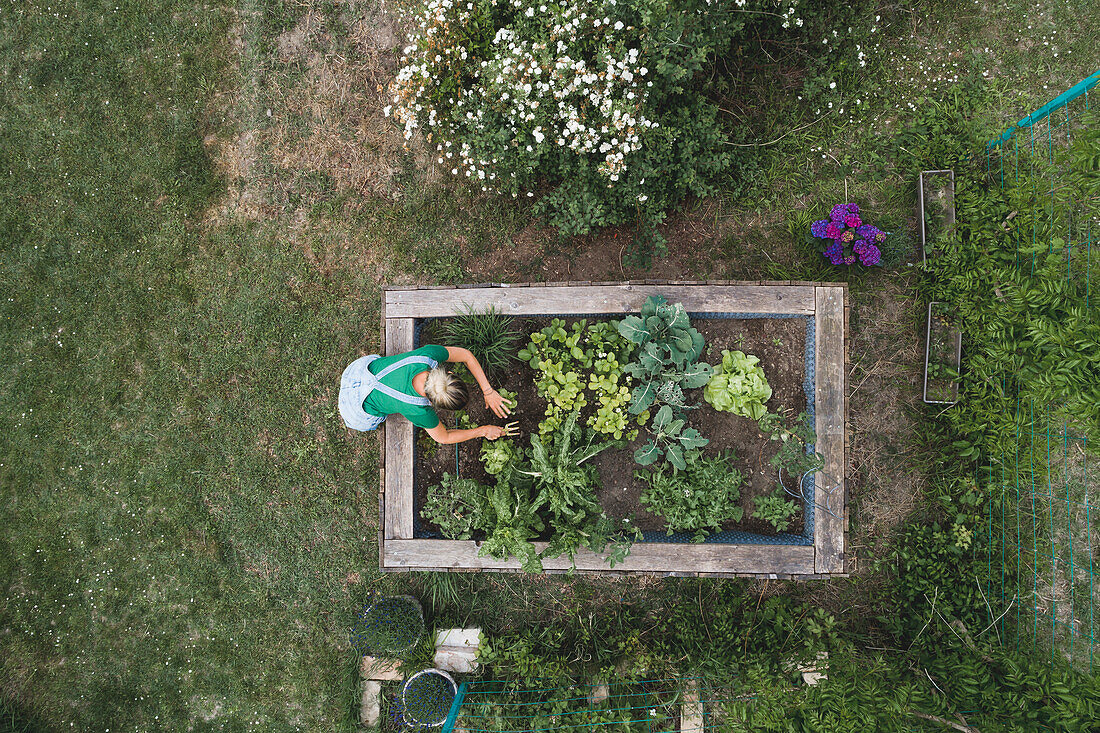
[374,354,438,379]
[371,353,437,406]
[370,380,430,406]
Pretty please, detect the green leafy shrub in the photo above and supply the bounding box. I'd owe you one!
[883,521,989,645]
[385,0,795,250]
[751,490,798,533]
[354,596,425,655]
[703,349,772,419]
[439,305,522,378]
[421,472,489,540]
[638,450,744,541]
[633,404,708,471]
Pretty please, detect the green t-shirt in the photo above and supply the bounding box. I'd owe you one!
[362,345,450,429]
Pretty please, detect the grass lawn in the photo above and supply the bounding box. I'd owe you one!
[2,0,1098,730]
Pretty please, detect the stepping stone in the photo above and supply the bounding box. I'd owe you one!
[588,682,609,705]
[360,680,382,728]
[360,655,403,681]
[680,680,703,733]
[799,651,829,686]
[434,628,481,674]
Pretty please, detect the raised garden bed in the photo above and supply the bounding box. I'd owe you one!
[379,282,848,578]
[919,169,955,264]
[923,301,962,405]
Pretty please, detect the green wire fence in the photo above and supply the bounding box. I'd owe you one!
[984,69,1100,671]
[440,677,758,733]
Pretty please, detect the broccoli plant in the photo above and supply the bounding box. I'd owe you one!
[633,404,709,471]
[618,295,713,416]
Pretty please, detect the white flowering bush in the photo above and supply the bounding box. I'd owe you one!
[386,0,804,246]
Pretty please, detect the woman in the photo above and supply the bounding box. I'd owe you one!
[338,344,511,444]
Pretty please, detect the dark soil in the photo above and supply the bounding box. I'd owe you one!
[415,316,809,540]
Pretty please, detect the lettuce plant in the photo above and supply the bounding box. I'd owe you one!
[481,439,521,475]
[703,349,772,420]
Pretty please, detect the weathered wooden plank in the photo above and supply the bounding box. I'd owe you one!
[814,287,846,574]
[384,285,816,318]
[382,540,816,574]
[384,319,415,540]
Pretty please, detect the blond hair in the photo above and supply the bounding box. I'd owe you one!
[423,366,469,411]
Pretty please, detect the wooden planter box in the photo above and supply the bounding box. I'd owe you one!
[919,169,955,265]
[923,301,962,405]
[378,282,848,579]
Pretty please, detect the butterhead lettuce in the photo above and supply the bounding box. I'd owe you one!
[703,349,772,420]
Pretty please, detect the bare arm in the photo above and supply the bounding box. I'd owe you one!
[425,422,506,445]
[443,346,513,419]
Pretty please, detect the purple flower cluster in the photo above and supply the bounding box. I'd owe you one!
[811,203,885,266]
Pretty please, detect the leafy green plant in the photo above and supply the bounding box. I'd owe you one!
[882,521,990,646]
[703,350,772,419]
[439,305,523,379]
[925,362,959,381]
[479,389,521,474]
[759,411,824,493]
[751,491,798,533]
[519,409,637,566]
[480,438,520,476]
[633,405,709,471]
[638,450,744,541]
[353,595,425,656]
[619,295,713,416]
[519,318,643,439]
[478,468,545,573]
[421,473,488,540]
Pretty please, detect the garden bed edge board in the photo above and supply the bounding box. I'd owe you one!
[379,282,847,578]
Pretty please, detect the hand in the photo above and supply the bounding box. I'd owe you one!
[480,424,506,440]
[483,388,513,419]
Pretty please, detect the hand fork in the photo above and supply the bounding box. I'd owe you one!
[503,421,521,438]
